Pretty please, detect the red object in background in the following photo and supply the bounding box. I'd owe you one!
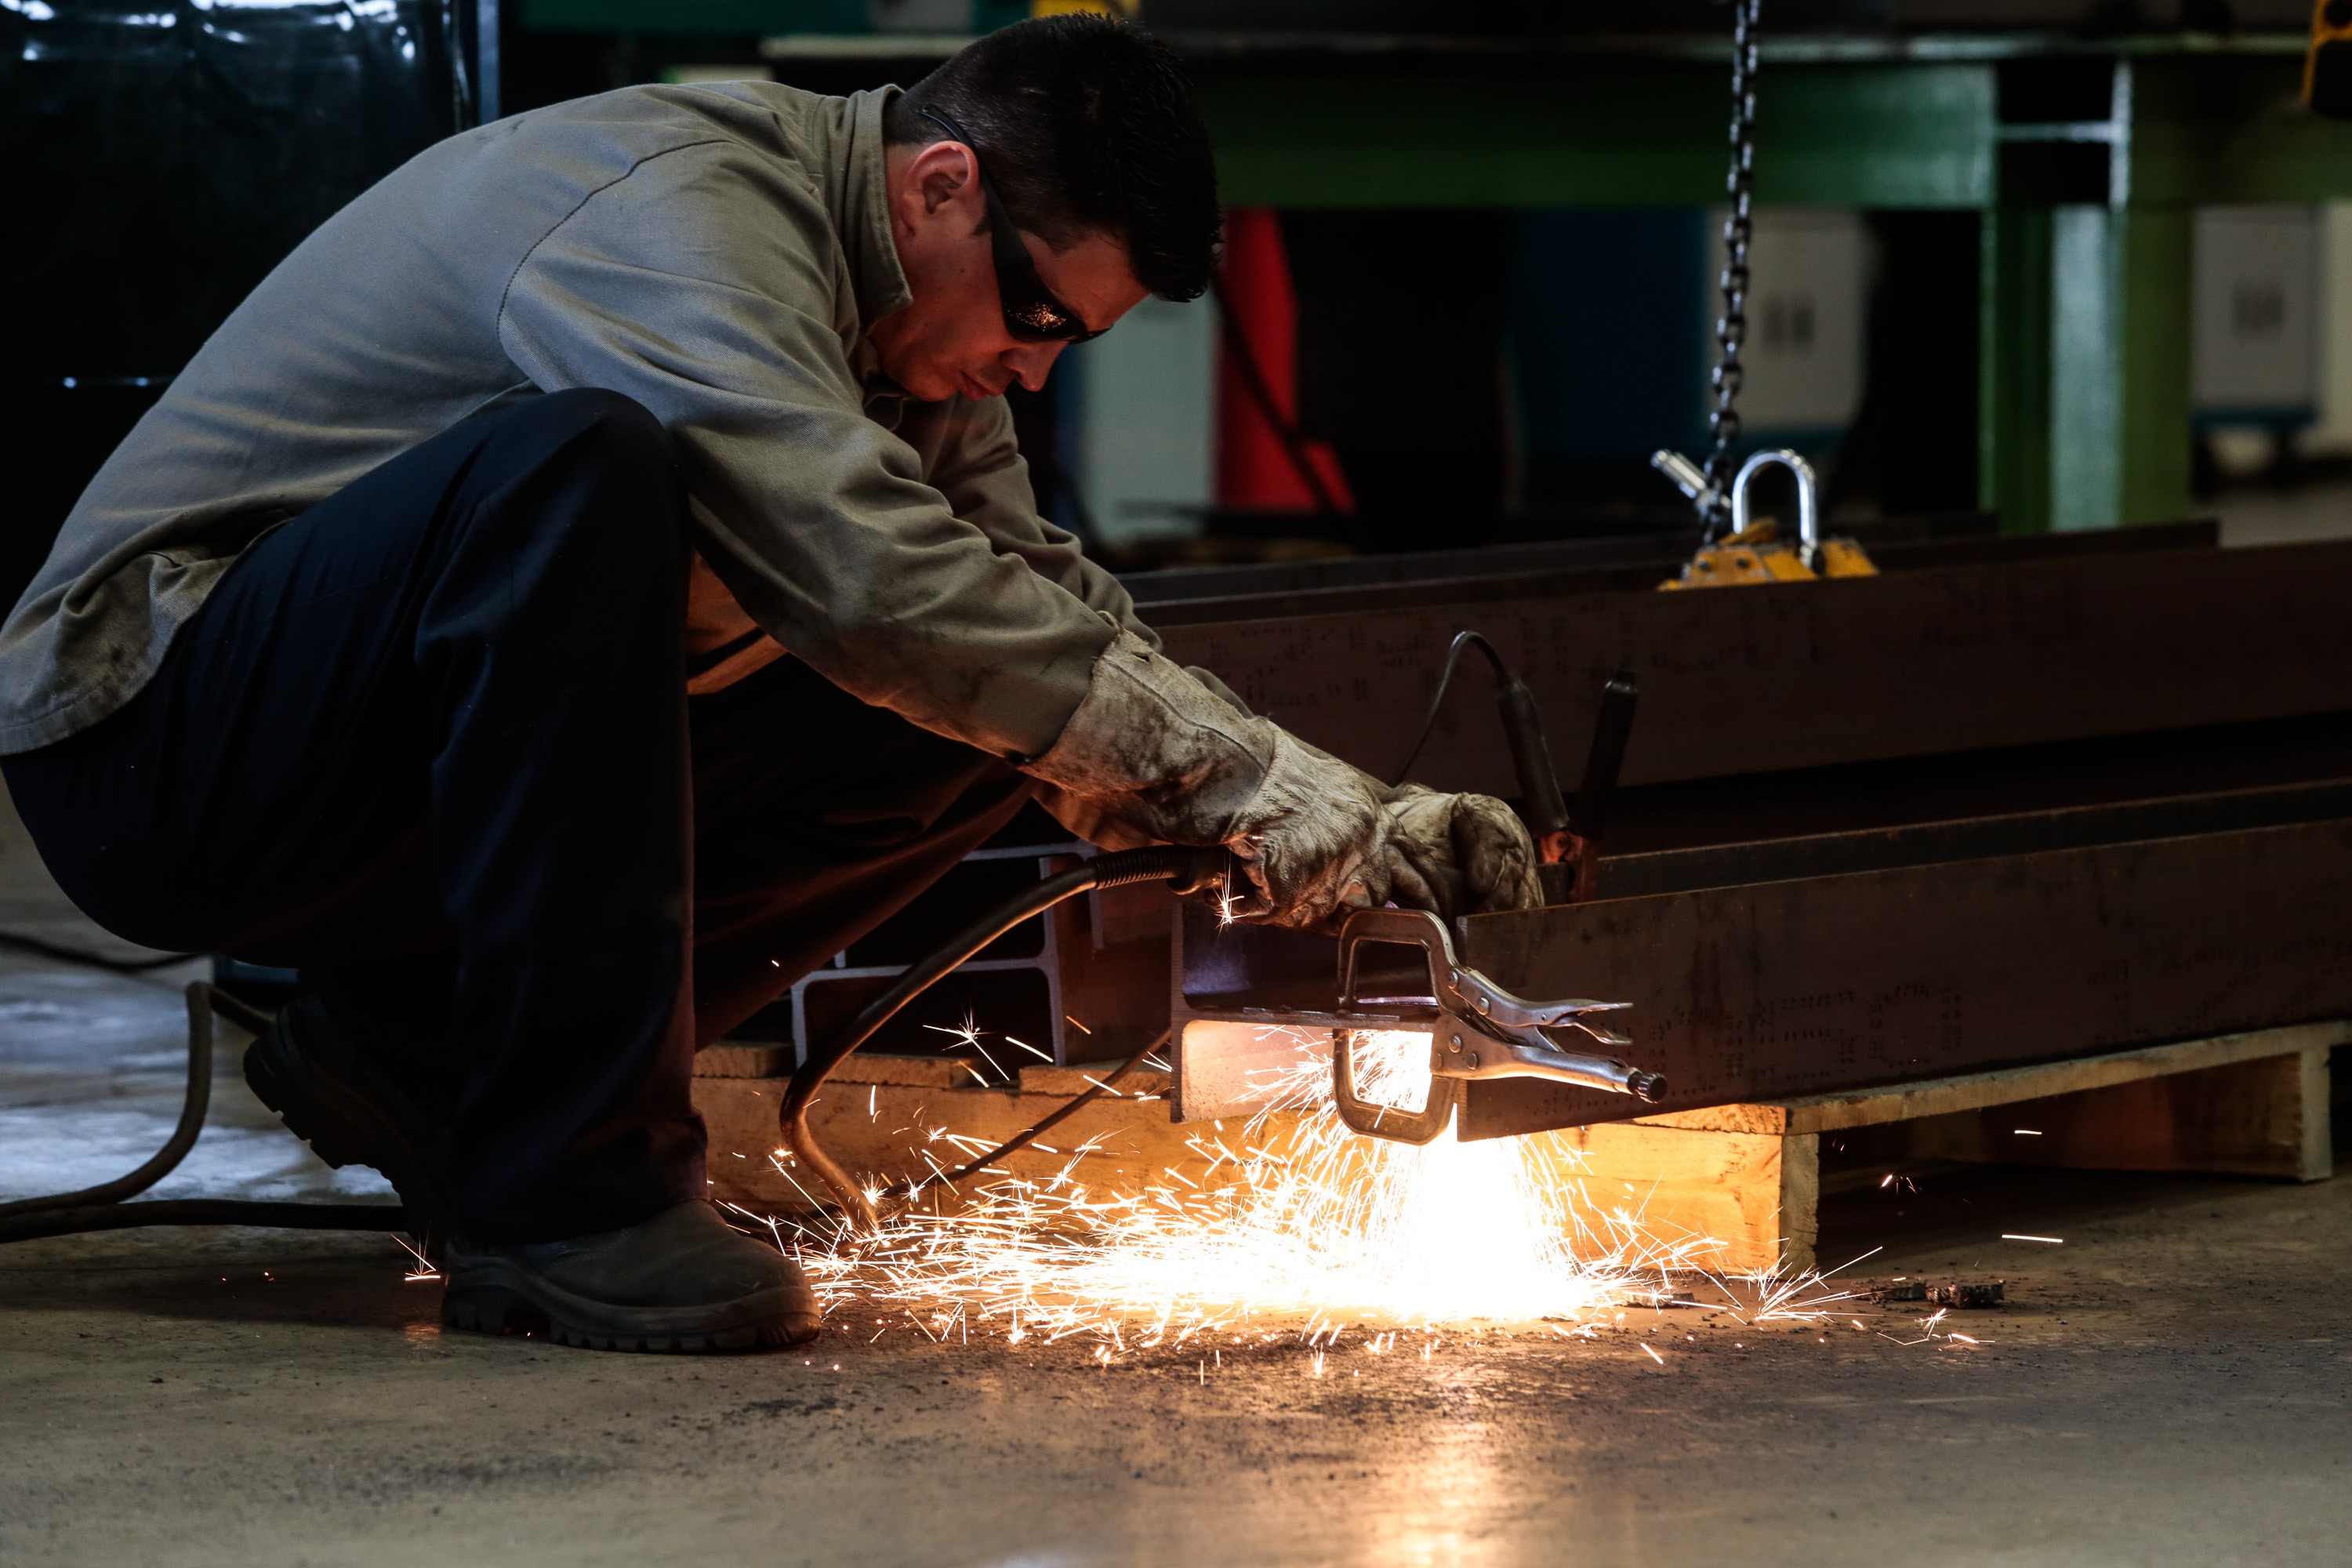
[1214,208,1354,514]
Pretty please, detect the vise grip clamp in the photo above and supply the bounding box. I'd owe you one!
[1329,906,1664,1145]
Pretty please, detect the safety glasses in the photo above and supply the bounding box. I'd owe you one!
[918,107,1108,344]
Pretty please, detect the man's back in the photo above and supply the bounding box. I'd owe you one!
[0,82,889,753]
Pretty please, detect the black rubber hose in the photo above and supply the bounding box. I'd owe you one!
[0,985,218,1221]
[1388,630,1510,787]
[0,1201,411,1246]
[0,982,410,1246]
[783,846,1229,1229]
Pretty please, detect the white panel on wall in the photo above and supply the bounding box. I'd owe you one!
[2313,203,2352,455]
[1065,293,1218,546]
[1706,207,1870,440]
[2193,205,2319,423]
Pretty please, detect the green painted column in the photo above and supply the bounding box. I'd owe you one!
[2113,205,2196,528]
[1980,204,2054,533]
[2047,206,2122,532]
[1978,61,2196,532]
[2042,203,2193,532]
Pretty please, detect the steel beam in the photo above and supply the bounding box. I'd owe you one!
[1596,777,2352,899]
[1454,816,2352,1139]
[1157,538,2352,800]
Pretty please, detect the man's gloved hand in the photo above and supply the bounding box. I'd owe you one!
[1024,630,1389,931]
[1377,784,1544,921]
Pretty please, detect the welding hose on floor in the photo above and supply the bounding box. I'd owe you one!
[0,984,411,1245]
[781,844,1238,1232]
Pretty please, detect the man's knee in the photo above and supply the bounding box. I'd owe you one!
[477,390,677,517]
[532,387,672,459]
[387,388,694,674]
[458,389,684,571]
[503,388,677,504]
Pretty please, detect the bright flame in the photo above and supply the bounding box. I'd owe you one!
[773,1029,1843,1349]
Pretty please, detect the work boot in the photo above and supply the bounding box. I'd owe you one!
[243,993,459,1256]
[441,1200,821,1352]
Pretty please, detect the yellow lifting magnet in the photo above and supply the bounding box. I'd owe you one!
[1650,447,1876,590]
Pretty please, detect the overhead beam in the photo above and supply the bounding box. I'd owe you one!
[1201,60,1994,210]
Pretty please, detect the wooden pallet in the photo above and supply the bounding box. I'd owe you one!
[695,1022,2343,1276]
[1555,1021,2344,1273]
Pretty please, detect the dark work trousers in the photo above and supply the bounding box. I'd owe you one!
[2,390,1033,1240]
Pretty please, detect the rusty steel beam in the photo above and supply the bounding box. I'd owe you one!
[1131,518,2214,626]
[1452,816,2352,1140]
[1597,776,2352,898]
[1155,538,2352,798]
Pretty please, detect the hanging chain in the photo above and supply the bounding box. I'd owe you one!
[1700,0,1761,539]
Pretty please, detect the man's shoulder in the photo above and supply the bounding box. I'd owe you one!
[495,81,858,176]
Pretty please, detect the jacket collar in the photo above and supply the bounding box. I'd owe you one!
[837,87,913,335]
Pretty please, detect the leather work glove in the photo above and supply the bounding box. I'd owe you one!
[1025,630,1390,931]
[1376,783,1545,922]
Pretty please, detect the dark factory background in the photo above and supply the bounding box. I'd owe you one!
[4,0,2340,604]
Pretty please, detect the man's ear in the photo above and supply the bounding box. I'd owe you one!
[907,140,978,223]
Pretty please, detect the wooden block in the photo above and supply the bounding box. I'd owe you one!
[815,1054,973,1089]
[2298,1044,2335,1183]
[1534,1123,1817,1276]
[697,1065,1824,1271]
[694,1044,791,1079]
[694,1072,1283,1215]
[1017,1062,1172,1097]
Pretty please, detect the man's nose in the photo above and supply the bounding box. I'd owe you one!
[1002,342,1067,393]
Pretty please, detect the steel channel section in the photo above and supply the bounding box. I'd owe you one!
[1448,816,2352,1140]
[1598,777,2352,899]
[1155,539,2352,801]
[1168,799,2352,1131]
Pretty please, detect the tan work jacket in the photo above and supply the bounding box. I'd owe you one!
[0,82,1156,759]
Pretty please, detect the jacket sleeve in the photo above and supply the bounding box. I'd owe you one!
[895,396,1266,728]
[495,140,1114,759]
[893,393,1163,651]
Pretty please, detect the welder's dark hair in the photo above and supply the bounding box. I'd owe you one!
[886,15,1221,303]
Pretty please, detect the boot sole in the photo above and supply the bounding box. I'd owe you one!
[441,1265,820,1353]
[244,1015,459,1257]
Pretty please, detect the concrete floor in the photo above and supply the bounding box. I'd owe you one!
[9,1149,2352,1564]
[5,793,2352,1564]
